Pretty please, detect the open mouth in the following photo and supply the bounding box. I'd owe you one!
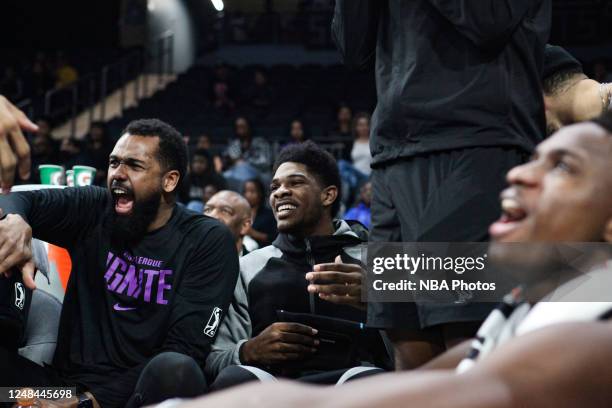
[111,186,135,215]
[275,202,298,219]
[489,197,528,240]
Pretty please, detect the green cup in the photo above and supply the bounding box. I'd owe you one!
[38,164,65,186]
[66,170,75,187]
[73,165,96,187]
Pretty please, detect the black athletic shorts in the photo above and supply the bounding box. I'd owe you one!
[367,146,529,330]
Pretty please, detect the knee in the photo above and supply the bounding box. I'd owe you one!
[147,352,202,380]
[210,365,260,392]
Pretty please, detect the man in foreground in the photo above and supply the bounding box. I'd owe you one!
[166,112,612,407]
[0,119,239,407]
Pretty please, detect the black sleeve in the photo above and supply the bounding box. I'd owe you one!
[161,223,239,365]
[331,0,380,71]
[0,186,110,249]
[426,0,537,51]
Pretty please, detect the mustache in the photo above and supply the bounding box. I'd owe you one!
[110,180,134,194]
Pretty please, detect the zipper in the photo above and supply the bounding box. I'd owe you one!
[305,238,316,314]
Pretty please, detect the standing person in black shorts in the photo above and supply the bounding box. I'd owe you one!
[332,0,551,369]
[0,119,239,407]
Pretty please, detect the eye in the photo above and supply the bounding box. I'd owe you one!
[553,159,573,173]
[270,184,278,192]
[203,207,212,214]
[109,159,119,168]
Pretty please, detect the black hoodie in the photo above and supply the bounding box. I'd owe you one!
[332,0,551,166]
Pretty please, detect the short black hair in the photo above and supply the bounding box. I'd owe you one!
[591,110,612,134]
[273,140,342,216]
[122,118,188,184]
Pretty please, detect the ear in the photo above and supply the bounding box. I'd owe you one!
[603,218,612,243]
[162,170,181,193]
[240,217,252,236]
[320,185,338,209]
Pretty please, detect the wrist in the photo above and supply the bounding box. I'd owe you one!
[239,340,254,365]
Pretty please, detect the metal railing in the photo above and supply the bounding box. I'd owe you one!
[24,32,175,139]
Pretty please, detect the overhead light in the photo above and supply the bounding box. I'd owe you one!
[210,0,224,11]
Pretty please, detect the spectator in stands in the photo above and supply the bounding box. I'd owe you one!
[350,112,372,177]
[243,178,277,247]
[34,117,60,160]
[204,190,252,256]
[337,113,371,207]
[58,137,90,170]
[206,141,387,388]
[182,148,227,212]
[196,134,223,173]
[0,66,23,102]
[543,46,612,135]
[210,64,236,115]
[327,104,352,140]
[54,53,79,88]
[244,69,275,110]
[344,181,371,229]
[28,53,53,96]
[283,119,309,148]
[225,116,272,179]
[172,112,612,408]
[84,121,113,186]
[203,184,220,204]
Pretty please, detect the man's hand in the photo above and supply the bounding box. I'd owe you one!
[0,95,38,193]
[240,322,319,366]
[0,211,35,289]
[306,255,365,310]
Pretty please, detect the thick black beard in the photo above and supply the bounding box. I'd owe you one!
[107,190,162,246]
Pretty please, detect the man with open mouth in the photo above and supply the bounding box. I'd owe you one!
[166,112,612,408]
[0,119,238,408]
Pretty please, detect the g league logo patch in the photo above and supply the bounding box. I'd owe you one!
[14,282,25,310]
[204,307,222,338]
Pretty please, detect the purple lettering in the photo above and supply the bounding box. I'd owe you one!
[105,257,127,285]
[116,264,141,298]
[157,269,173,305]
[143,269,160,302]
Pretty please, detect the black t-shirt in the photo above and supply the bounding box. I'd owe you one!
[0,187,239,407]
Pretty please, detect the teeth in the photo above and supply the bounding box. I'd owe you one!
[501,198,526,220]
[112,188,128,195]
[277,204,297,212]
[501,198,520,212]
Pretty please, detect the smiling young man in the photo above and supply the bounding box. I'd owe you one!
[0,119,239,408]
[205,141,388,389]
[169,113,612,408]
